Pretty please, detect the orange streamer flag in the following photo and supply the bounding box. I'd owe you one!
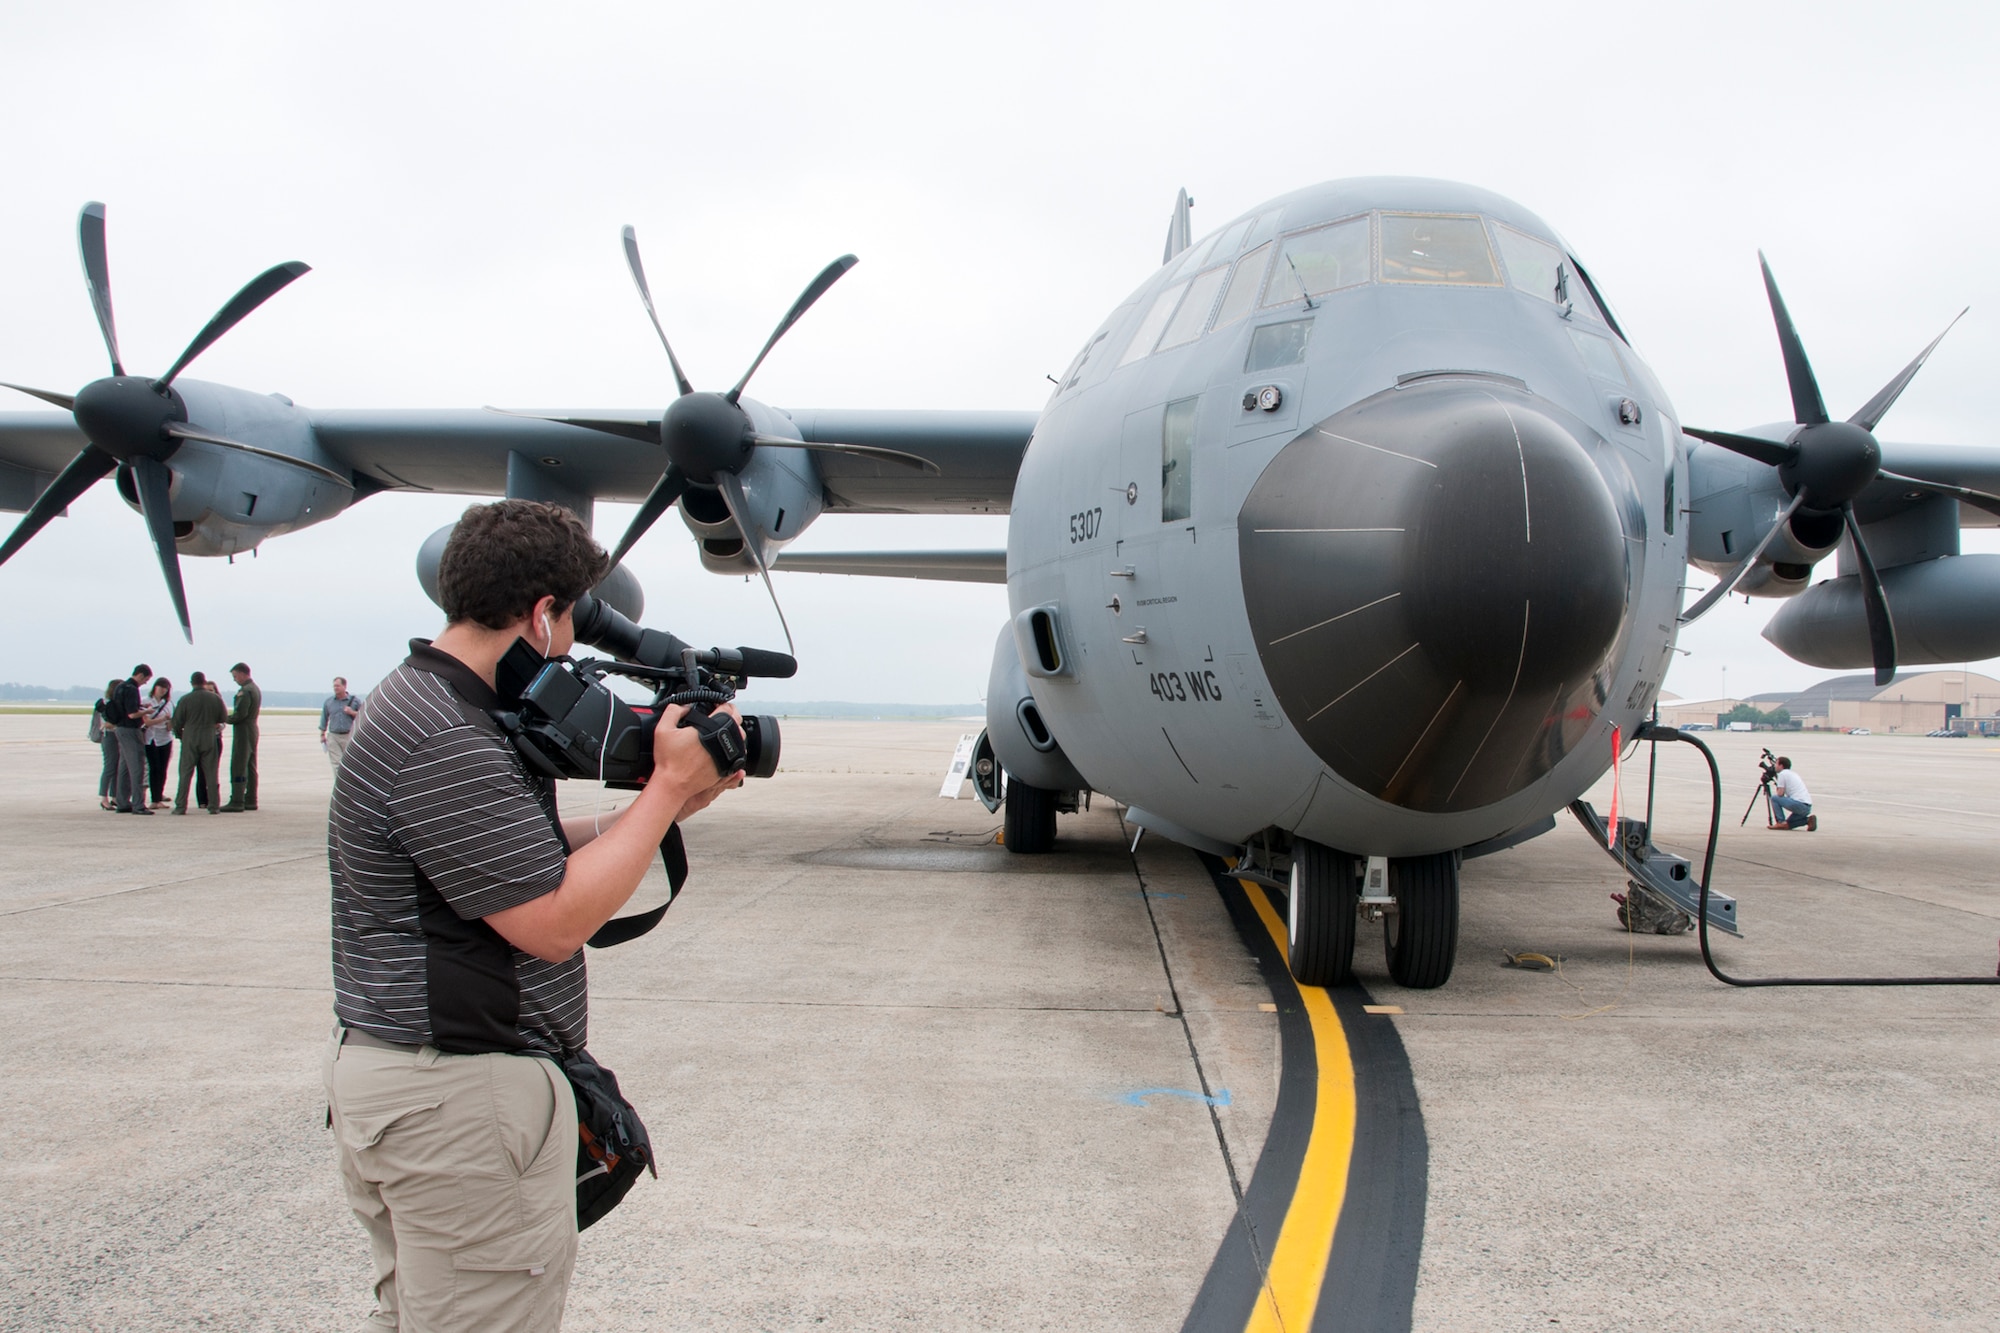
[1606,726,1623,850]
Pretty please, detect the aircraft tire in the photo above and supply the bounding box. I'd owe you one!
[1003,778,1058,853]
[1385,851,1460,988]
[1286,839,1358,987]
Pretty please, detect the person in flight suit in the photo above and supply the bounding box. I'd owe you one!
[171,670,229,815]
[221,662,263,812]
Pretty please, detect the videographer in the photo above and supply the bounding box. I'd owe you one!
[1767,754,1817,832]
[323,500,741,1332]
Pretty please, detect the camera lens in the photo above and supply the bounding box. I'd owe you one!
[741,715,781,779]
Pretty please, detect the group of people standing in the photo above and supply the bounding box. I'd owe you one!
[92,662,262,815]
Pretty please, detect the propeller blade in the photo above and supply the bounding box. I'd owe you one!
[161,421,353,486]
[131,456,193,643]
[716,470,795,657]
[606,463,689,569]
[0,445,117,565]
[1678,490,1809,626]
[155,260,311,389]
[1682,426,1796,470]
[0,381,77,411]
[1848,309,1968,434]
[1758,252,1829,427]
[78,202,124,376]
[725,254,858,406]
[620,226,695,399]
[1875,468,2000,522]
[749,433,941,475]
[1843,504,1897,687]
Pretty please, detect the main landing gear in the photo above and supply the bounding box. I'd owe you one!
[1284,840,1461,990]
[1003,778,1059,854]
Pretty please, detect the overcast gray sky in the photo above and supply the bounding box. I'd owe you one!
[1,1,1995,704]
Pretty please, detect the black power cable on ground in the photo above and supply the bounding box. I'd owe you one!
[1636,721,2000,988]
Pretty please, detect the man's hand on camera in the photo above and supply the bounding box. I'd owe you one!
[489,701,743,965]
[675,769,744,822]
[651,702,744,793]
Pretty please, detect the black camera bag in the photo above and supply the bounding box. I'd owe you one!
[563,1048,657,1231]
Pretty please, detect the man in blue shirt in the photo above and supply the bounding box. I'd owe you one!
[319,676,363,771]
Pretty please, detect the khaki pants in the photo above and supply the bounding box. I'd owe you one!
[327,730,353,770]
[175,739,220,813]
[323,1028,578,1333]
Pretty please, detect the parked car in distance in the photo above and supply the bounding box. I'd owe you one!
[1847,727,1871,735]
[1681,722,1715,731]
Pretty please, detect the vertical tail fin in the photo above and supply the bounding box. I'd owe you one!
[1161,187,1193,266]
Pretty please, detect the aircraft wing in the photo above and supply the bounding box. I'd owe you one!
[771,549,1007,582]
[0,412,85,511]
[778,409,1035,513]
[1874,440,2000,527]
[0,406,1039,514]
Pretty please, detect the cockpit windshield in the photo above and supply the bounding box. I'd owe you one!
[1380,214,1501,286]
[1113,208,1620,369]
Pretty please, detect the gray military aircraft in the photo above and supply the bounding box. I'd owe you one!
[7,182,2000,989]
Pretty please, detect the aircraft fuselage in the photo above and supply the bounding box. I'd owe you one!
[1009,178,1688,858]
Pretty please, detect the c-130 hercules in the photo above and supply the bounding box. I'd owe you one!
[6,179,2000,989]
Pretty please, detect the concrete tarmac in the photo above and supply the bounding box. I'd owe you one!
[0,715,1995,1330]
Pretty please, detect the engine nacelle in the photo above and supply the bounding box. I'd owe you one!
[108,380,354,556]
[684,405,826,575]
[983,624,1087,793]
[1685,436,1840,597]
[416,522,646,621]
[1762,553,2000,667]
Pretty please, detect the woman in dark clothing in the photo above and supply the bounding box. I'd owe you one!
[142,678,174,807]
[95,679,123,810]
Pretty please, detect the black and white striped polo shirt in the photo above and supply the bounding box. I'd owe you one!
[329,641,584,1056]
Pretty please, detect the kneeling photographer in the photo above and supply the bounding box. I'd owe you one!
[1767,754,1817,832]
[324,499,745,1333]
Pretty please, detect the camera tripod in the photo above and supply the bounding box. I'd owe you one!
[1739,749,1779,827]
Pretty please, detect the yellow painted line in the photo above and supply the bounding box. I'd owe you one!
[1239,878,1359,1333]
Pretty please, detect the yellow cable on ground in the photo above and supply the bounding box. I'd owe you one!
[1238,879,1360,1333]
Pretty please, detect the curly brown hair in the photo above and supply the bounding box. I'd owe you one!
[437,500,610,630]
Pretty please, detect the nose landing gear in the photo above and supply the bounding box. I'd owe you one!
[1280,840,1462,990]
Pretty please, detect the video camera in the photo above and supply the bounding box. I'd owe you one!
[492,592,794,788]
[1755,747,1779,784]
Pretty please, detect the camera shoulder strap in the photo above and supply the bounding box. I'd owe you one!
[586,823,687,950]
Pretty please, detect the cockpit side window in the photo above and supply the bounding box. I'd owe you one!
[1209,216,1256,264]
[1162,397,1197,523]
[1157,265,1230,351]
[1211,242,1272,332]
[1059,331,1108,393]
[1493,224,1568,305]
[1379,213,1502,286]
[1261,216,1370,308]
[1119,281,1189,367]
[1566,256,1629,343]
[1169,230,1220,280]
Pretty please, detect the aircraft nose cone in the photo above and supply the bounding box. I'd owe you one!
[1238,377,1629,814]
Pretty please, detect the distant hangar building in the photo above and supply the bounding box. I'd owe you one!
[1655,671,2000,733]
[1746,671,2000,734]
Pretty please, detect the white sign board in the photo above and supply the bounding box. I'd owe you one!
[939,732,978,798]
